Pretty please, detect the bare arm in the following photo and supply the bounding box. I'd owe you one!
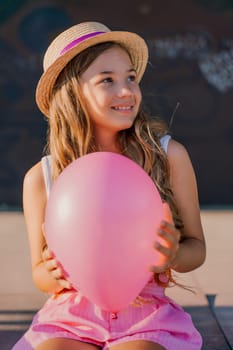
[167,139,206,272]
[23,162,71,293]
[151,139,206,274]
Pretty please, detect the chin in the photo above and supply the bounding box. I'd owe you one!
[120,116,136,128]
[117,122,134,131]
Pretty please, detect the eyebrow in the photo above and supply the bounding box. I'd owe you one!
[99,68,136,75]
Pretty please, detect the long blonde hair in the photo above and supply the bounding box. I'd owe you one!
[45,42,183,286]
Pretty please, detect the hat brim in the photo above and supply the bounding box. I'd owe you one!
[36,31,148,117]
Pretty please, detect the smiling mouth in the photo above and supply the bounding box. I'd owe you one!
[111,106,133,111]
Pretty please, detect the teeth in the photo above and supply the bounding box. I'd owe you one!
[113,106,132,110]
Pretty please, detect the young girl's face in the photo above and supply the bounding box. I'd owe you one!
[79,46,142,142]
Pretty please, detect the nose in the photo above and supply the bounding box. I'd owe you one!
[116,82,133,98]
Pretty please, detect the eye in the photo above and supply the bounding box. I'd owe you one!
[102,77,114,84]
[128,74,136,82]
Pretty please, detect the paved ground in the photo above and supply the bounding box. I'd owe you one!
[0,210,233,349]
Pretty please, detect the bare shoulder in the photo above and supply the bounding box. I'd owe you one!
[166,139,194,172]
[24,161,44,188]
[167,139,190,159]
[23,161,46,201]
[166,138,199,208]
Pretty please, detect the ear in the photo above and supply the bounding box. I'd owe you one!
[162,202,174,224]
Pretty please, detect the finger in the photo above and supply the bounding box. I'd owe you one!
[50,267,72,289]
[42,247,54,261]
[45,258,58,271]
[58,279,72,290]
[160,220,173,230]
[159,221,179,236]
[163,202,174,224]
[158,229,180,246]
[149,264,170,274]
[51,266,63,280]
[49,266,72,289]
[155,242,178,265]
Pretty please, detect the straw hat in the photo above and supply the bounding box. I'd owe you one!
[36,21,149,117]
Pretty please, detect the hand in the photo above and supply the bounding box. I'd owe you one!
[150,203,181,273]
[42,245,72,291]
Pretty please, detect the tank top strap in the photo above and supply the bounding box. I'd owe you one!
[159,134,171,154]
[41,155,52,199]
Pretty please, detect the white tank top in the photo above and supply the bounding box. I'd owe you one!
[159,134,171,154]
[41,155,52,199]
[41,134,171,199]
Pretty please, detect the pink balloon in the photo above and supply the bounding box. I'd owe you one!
[45,152,164,312]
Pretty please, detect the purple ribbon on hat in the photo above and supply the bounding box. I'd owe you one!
[60,31,105,55]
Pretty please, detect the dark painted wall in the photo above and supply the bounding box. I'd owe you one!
[1,0,233,208]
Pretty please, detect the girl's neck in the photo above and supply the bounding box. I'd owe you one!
[94,130,120,153]
[97,142,120,153]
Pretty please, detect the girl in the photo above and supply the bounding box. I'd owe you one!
[13,22,206,350]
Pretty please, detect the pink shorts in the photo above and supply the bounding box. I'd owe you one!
[12,282,202,350]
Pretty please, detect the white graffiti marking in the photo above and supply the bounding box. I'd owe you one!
[148,33,233,93]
